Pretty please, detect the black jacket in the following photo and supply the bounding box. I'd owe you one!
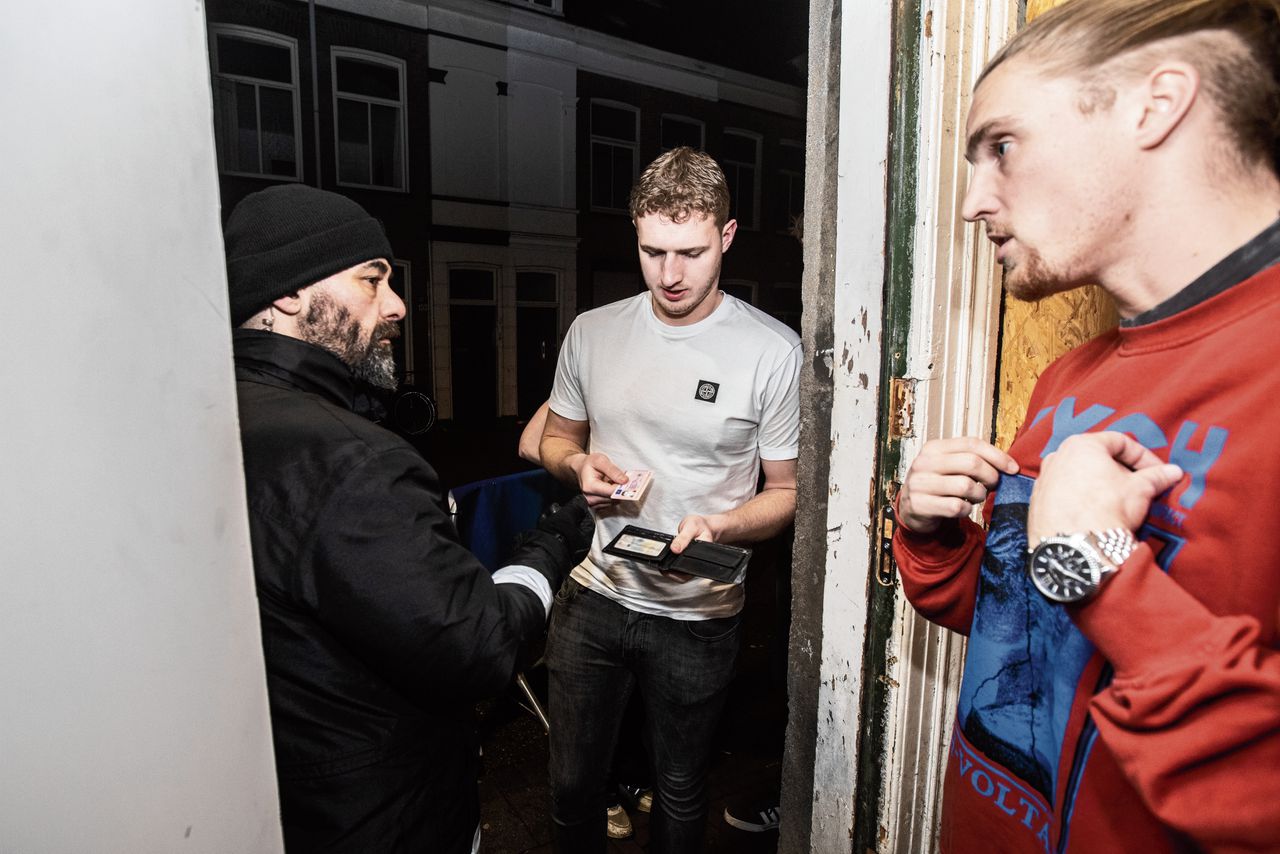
[233,330,565,853]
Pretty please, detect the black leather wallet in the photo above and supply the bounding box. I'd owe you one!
[602,525,751,583]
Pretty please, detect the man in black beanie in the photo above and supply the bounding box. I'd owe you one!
[225,184,590,853]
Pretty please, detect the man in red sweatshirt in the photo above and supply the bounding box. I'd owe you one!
[892,1,1280,851]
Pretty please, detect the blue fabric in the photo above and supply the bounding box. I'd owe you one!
[450,469,572,571]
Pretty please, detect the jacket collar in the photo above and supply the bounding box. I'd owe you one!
[233,328,357,411]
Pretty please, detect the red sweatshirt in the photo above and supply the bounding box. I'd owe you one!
[893,264,1280,853]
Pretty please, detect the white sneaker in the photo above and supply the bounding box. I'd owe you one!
[620,783,653,814]
[606,803,633,839]
[723,802,780,832]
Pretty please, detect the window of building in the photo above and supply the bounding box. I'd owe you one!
[773,282,802,333]
[390,260,415,384]
[721,279,757,305]
[590,100,639,212]
[722,129,762,229]
[777,141,804,231]
[515,270,560,416]
[332,48,407,191]
[660,115,704,152]
[513,0,562,12]
[448,267,499,421]
[209,26,302,180]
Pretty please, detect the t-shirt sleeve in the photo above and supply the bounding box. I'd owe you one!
[547,319,588,422]
[757,341,802,460]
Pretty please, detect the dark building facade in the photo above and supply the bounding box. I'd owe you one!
[576,69,804,326]
[206,0,434,387]
[203,0,805,424]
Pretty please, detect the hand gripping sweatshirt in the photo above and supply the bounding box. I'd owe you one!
[892,260,1280,853]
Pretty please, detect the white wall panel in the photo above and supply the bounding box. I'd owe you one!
[0,3,281,851]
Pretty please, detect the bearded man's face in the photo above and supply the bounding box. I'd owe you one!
[299,270,401,391]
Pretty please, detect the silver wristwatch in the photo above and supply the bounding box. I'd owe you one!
[1027,528,1136,603]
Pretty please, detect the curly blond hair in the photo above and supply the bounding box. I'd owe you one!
[628,147,731,226]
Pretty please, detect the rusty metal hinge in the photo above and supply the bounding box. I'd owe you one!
[875,485,900,587]
[888,377,916,441]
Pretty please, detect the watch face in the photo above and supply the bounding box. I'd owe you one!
[1028,540,1100,603]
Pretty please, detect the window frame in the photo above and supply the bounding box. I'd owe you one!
[330,46,409,192]
[512,0,563,13]
[660,113,706,152]
[778,139,805,233]
[589,99,640,214]
[446,264,501,420]
[722,128,763,230]
[208,25,304,181]
[390,259,416,384]
[447,265,499,307]
[720,278,758,306]
[772,281,802,332]
[515,268,561,310]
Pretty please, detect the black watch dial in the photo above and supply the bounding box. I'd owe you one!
[1028,541,1100,603]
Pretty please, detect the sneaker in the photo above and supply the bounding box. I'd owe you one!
[723,801,780,832]
[606,803,633,839]
[619,783,653,814]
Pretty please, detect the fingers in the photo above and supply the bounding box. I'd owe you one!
[593,454,629,486]
[669,528,694,553]
[1074,431,1168,472]
[1049,433,1184,495]
[575,452,627,499]
[1029,433,1186,541]
[671,516,714,554]
[910,472,995,506]
[921,437,1019,480]
[897,437,1015,533]
[1133,463,1185,496]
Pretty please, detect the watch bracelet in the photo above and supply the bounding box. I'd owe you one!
[1090,527,1136,566]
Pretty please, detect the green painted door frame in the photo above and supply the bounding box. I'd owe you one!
[852,0,924,849]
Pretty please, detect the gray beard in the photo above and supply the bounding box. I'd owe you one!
[299,291,399,391]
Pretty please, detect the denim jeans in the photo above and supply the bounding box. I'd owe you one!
[546,578,741,854]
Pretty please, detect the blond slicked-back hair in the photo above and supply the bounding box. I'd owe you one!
[983,0,1280,174]
[629,147,731,227]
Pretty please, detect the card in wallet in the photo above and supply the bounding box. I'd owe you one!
[603,525,751,584]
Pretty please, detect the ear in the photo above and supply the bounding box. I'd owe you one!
[1135,61,1199,150]
[720,218,738,253]
[271,290,304,317]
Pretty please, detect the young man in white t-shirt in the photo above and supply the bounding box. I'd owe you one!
[539,147,801,852]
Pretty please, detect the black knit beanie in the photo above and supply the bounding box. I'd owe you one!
[224,184,394,327]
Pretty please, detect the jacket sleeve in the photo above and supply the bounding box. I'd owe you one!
[1072,545,1280,850]
[891,499,987,635]
[303,446,553,703]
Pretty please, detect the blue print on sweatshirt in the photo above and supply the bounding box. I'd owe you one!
[1030,397,1230,512]
[957,472,1096,805]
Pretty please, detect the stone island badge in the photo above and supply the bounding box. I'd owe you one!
[695,380,719,403]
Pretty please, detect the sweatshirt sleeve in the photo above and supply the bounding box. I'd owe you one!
[1072,545,1280,850]
[890,496,987,635]
[304,447,551,704]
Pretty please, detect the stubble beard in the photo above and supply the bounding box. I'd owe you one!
[651,258,722,322]
[299,291,400,391]
[999,242,1078,304]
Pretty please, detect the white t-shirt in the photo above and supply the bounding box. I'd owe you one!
[548,291,801,619]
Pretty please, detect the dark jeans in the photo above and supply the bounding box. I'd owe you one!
[546,578,741,854]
